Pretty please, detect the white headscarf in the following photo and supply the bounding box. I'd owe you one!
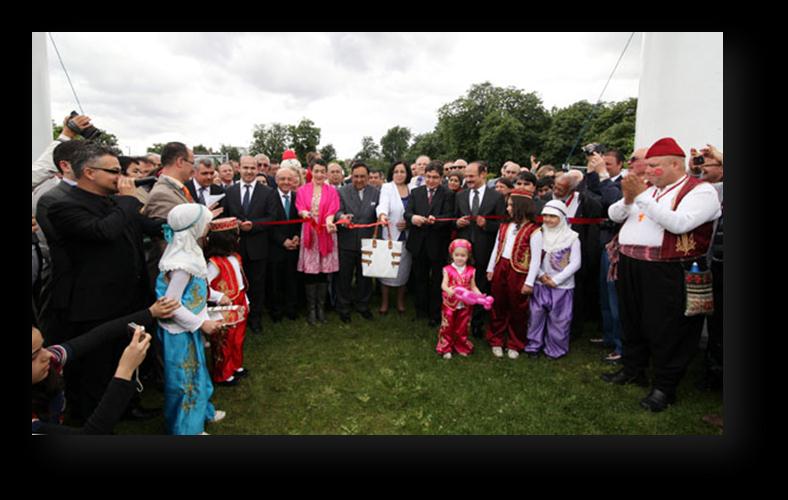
[541,200,579,253]
[158,204,214,278]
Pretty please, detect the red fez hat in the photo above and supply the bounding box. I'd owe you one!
[646,137,685,159]
[282,149,297,161]
[209,217,239,232]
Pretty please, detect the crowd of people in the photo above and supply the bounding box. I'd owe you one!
[31,113,724,434]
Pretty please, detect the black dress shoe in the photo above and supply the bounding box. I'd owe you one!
[639,388,676,412]
[359,310,374,320]
[123,406,162,421]
[247,321,261,334]
[600,368,649,387]
[234,368,249,379]
[340,313,351,323]
[526,351,540,359]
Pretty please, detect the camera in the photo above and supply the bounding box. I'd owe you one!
[582,143,607,156]
[67,111,102,140]
[692,155,705,166]
[134,176,158,187]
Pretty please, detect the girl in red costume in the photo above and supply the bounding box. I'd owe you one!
[437,239,480,360]
[204,217,250,386]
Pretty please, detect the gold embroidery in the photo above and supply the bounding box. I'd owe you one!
[675,234,696,255]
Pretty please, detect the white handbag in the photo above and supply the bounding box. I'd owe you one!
[360,223,402,279]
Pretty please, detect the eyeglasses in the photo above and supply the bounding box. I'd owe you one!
[181,157,194,165]
[258,163,269,167]
[87,166,122,174]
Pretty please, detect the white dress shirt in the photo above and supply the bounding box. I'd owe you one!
[608,175,722,247]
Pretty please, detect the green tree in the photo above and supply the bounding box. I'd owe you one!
[249,123,290,160]
[193,144,213,155]
[147,143,167,154]
[478,110,528,173]
[407,131,447,162]
[435,82,549,164]
[319,144,338,162]
[380,126,412,164]
[288,119,321,163]
[220,144,241,162]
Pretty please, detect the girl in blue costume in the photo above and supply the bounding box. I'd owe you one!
[156,203,228,435]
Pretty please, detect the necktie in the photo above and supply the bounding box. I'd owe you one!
[182,186,194,203]
[417,176,424,187]
[198,187,207,205]
[428,188,434,205]
[359,190,364,202]
[471,189,480,216]
[283,193,291,216]
[242,184,252,214]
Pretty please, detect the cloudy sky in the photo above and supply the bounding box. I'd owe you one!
[45,32,642,159]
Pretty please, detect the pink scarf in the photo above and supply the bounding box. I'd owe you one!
[295,182,339,256]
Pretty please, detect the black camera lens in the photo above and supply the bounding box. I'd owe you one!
[692,156,705,166]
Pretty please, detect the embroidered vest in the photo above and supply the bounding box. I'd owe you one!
[494,222,540,274]
[659,176,714,261]
[442,264,476,308]
[208,253,248,303]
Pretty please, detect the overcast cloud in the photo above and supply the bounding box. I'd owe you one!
[46,32,642,159]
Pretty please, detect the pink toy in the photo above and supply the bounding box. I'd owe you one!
[454,286,494,310]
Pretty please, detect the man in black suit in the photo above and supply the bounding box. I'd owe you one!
[221,155,276,333]
[404,161,455,327]
[48,143,163,423]
[454,161,506,338]
[34,140,84,345]
[267,165,301,322]
[334,161,381,323]
[553,170,603,339]
[186,158,226,204]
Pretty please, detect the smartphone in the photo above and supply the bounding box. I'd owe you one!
[128,322,145,340]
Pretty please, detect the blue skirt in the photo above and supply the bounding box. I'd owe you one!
[159,328,216,435]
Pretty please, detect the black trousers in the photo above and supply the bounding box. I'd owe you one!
[240,250,267,324]
[337,249,372,314]
[616,254,705,396]
[412,247,446,322]
[268,251,299,319]
[704,259,723,382]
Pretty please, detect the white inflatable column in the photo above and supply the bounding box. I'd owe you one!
[32,32,52,161]
[635,32,723,154]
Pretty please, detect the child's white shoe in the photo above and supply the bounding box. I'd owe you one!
[507,349,520,359]
[208,410,226,423]
[442,352,452,360]
[492,346,504,358]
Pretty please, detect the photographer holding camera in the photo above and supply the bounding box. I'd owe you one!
[32,113,98,192]
[47,143,166,423]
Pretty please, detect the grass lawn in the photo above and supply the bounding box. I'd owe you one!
[115,296,723,435]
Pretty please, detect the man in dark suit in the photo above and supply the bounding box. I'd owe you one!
[335,161,381,323]
[404,161,455,327]
[221,155,276,333]
[267,165,301,322]
[186,158,226,204]
[553,169,603,339]
[34,140,84,345]
[454,161,506,338]
[48,143,163,423]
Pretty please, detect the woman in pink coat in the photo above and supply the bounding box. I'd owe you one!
[295,159,340,325]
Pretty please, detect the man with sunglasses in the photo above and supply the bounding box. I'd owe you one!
[255,153,276,189]
[49,143,165,424]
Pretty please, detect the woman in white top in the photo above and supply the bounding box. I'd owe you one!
[376,161,413,315]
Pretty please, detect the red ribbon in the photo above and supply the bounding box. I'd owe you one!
[248,215,609,228]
